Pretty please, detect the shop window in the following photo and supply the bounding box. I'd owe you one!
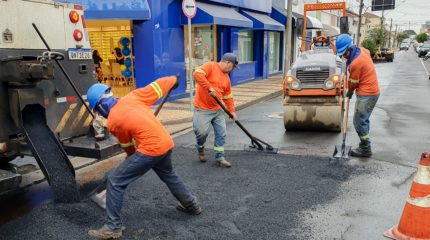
[87,20,135,97]
[238,30,254,63]
[184,25,218,91]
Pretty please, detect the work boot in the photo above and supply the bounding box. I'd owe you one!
[198,151,207,162]
[351,147,372,157]
[217,159,231,168]
[88,226,122,239]
[176,202,203,215]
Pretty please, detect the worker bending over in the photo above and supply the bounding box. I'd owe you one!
[86,76,202,239]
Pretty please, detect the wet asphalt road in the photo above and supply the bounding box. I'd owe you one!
[0,49,429,239]
[0,148,358,240]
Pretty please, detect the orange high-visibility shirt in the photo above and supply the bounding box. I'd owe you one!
[107,76,176,157]
[193,62,235,113]
[348,47,380,96]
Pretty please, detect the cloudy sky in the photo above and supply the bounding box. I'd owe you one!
[351,0,430,33]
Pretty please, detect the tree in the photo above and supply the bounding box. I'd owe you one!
[416,33,428,43]
[362,38,377,56]
[397,32,409,46]
[369,27,389,47]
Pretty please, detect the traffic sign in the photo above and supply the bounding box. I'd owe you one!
[182,0,197,19]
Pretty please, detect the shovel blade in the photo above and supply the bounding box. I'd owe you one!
[333,145,352,160]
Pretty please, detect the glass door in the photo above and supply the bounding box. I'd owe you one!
[268,31,281,74]
[184,25,217,91]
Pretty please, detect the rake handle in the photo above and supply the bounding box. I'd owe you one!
[154,88,173,117]
[210,94,264,150]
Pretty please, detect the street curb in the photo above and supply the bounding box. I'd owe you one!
[235,90,283,112]
[160,89,283,126]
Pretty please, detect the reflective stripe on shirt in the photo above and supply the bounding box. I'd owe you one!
[223,92,233,99]
[195,68,207,76]
[349,78,359,83]
[150,82,163,99]
[120,141,135,148]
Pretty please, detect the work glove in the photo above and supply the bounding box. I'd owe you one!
[346,91,354,99]
[172,74,180,89]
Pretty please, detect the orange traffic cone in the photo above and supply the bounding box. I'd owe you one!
[384,152,430,240]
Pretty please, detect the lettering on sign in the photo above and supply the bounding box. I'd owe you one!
[182,0,197,18]
[304,67,321,71]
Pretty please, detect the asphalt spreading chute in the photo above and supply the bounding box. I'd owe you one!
[22,105,80,203]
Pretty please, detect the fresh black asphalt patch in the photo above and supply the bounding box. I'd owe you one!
[0,147,357,240]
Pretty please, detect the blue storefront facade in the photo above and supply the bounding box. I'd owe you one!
[57,0,285,100]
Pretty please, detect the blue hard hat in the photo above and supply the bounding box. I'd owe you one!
[336,34,353,56]
[87,83,111,109]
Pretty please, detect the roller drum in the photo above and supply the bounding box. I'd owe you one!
[283,97,342,132]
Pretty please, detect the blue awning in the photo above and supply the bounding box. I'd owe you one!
[56,0,151,20]
[241,10,284,31]
[181,2,253,28]
[293,12,323,29]
[271,7,296,27]
[271,8,323,29]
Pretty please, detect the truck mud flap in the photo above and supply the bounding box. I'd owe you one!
[22,104,80,203]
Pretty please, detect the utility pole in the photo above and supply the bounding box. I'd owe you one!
[283,0,293,77]
[394,24,398,48]
[388,18,393,47]
[356,0,364,46]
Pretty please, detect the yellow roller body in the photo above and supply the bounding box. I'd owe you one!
[283,96,342,132]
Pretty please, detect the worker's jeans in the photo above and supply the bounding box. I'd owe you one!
[104,149,197,231]
[193,108,226,160]
[353,95,379,150]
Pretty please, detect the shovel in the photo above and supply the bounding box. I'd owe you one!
[333,93,352,160]
[210,94,278,154]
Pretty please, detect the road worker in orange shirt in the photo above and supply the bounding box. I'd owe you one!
[336,34,380,157]
[86,76,202,239]
[192,53,239,168]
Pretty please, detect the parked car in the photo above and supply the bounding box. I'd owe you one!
[418,42,430,58]
[400,43,409,51]
[415,42,423,52]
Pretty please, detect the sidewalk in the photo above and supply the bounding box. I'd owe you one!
[154,75,284,134]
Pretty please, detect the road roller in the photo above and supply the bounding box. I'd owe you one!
[283,2,349,132]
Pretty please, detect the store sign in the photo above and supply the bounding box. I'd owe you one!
[54,0,151,20]
[182,0,197,19]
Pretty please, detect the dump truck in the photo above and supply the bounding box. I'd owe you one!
[283,2,349,131]
[0,0,120,202]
